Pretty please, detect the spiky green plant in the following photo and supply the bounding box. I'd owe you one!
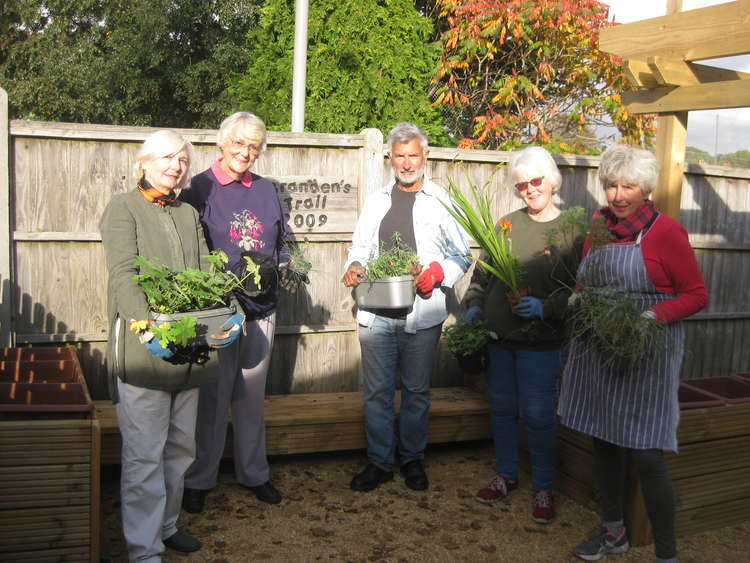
[442,177,522,299]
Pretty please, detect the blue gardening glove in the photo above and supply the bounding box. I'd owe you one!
[464,306,483,323]
[515,296,544,319]
[207,312,245,349]
[144,335,174,359]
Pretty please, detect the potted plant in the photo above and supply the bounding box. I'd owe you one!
[443,320,497,373]
[129,250,260,349]
[355,232,420,309]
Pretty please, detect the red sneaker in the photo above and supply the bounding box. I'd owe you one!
[532,489,555,524]
[474,474,518,504]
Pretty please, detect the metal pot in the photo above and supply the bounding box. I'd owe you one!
[151,304,237,347]
[355,275,416,309]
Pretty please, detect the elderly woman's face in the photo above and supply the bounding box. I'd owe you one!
[143,148,189,195]
[514,170,555,215]
[220,127,261,180]
[606,180,648,220]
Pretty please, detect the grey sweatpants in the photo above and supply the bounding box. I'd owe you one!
[185,313,276,490]
[116,379,199,562]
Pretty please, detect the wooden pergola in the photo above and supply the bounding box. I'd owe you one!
[599,0,750,219]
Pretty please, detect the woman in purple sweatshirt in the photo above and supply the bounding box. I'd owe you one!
[179,112,290,511]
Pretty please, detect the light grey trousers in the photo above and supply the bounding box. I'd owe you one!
[116,379,199,562]
[185,313,276,490]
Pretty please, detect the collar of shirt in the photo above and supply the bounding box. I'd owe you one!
[211,159,253,188]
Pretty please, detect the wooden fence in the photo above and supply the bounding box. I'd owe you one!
[1,96,749,399]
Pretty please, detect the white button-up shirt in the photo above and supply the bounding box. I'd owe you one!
[346,177,471,333]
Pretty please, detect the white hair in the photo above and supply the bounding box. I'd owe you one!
[134,130,194,190]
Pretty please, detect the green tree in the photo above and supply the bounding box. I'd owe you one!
[0,0,260,127]
[230,0,450,145]
[432,0,655,153]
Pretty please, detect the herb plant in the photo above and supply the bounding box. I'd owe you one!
[569,291,666,369]
[129,250,260,349]
[133,250,260,314]
[366,232,419,280]
[443,320,498,357]
[442,177,522,299]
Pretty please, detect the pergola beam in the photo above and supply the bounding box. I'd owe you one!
[622,78,750,114]
[600,0,750,61]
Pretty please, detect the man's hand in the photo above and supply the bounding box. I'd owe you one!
[342,262,366,287]
[415,262,444,299]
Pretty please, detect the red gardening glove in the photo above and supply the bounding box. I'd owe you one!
[415,262,444,299]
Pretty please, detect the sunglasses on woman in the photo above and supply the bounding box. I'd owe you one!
[515,176,544,191]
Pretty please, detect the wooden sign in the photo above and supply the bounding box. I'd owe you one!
[269,175,358,234]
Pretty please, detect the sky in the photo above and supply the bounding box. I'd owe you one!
[603,0,750,155]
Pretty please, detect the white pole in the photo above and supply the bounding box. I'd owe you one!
[291,0,309,132]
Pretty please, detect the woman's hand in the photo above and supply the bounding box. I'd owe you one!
[208,313,246,349]
[144,336,174,359]
[464,306,483,323]
[515,296,544,319]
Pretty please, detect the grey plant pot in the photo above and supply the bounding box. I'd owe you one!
[355,275,416,309]
[151,304,236,347]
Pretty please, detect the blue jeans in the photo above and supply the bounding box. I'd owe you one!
[486,342,561,491]
[358,316,442,471]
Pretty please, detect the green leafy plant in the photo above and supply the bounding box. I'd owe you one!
[133,250,259,314]
[366,232,419,280]
[443,320,497,357]
[442,177,522,299]
[569,291,666,369]
[130,250,260,348]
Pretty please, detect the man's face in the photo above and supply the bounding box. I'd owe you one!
[390,138,427,187]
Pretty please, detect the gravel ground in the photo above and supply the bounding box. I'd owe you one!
[101,441,750,562]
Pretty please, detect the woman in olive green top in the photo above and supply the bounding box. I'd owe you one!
[464,146,580,524]
[100,130,237,561]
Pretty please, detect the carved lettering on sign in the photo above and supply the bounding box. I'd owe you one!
[270,176,358,234]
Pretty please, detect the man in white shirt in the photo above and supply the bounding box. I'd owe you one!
[343,122,470,492]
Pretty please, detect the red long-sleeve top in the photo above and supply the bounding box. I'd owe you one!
[581,213,708,323]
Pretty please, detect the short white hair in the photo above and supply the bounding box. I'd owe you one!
[387,122,428,154]
[509,146,562,194]
[134,130,194,190]
[598,144,659,195]
[216,111,267,152]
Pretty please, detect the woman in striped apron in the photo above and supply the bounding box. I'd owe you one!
[559,145,708,562]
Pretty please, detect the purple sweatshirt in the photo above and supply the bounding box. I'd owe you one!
[179,159,290,320]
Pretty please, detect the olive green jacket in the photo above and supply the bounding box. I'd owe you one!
[464,208,582,349]
[100,190,219,399]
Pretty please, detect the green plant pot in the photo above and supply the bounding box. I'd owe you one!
[151,304,236,347]
[355,275,416,309]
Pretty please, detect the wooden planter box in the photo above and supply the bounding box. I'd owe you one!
[0,347,100,563]
[541,381,750,547]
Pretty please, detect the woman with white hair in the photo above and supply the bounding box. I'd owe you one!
[559,144,707,562]
[180,112,290,512]
[464,145,581,524]
[101,130,230,559]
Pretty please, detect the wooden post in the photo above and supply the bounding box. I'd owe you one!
[0,88,12,347]
[653,0,687,221]
[359,128,384,207]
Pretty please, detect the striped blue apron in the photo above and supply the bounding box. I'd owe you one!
[559,218,685,452]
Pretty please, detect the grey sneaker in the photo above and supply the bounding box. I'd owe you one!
[573,526,629,561]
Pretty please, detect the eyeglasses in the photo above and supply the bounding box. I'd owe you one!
[514,176,544,191]
[229,139,262,154]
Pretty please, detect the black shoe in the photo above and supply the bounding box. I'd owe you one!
[350,463,394,492]
[182,487,208,514]
[401,459,429,491]
[248,481,282,504]
[163,530,201,553]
